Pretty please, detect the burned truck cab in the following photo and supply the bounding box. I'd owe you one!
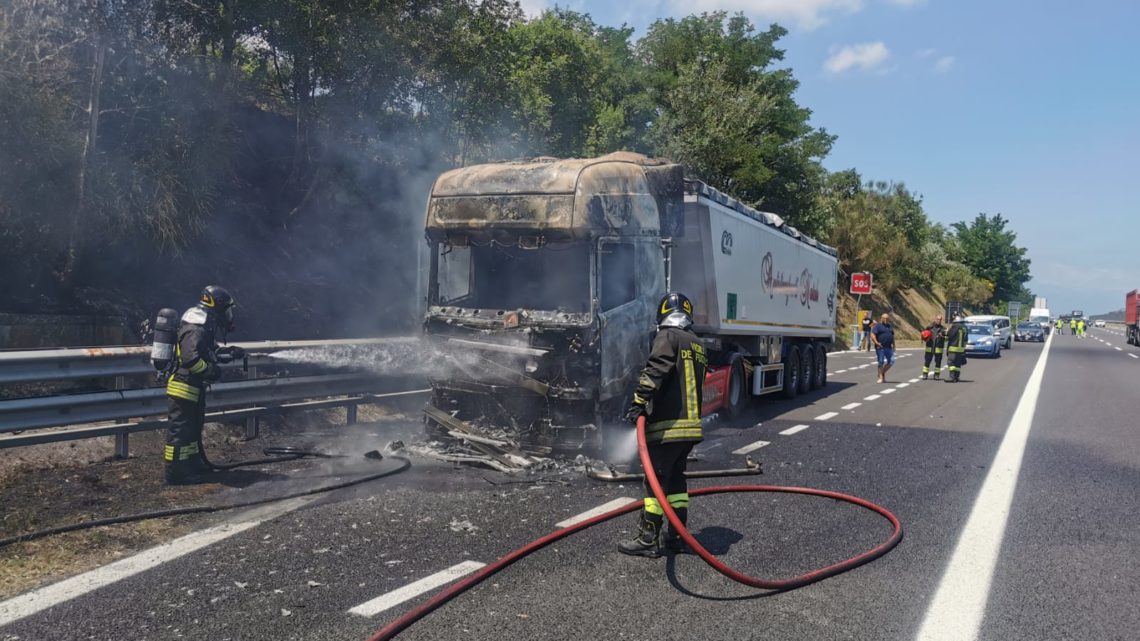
[422,153,685,450]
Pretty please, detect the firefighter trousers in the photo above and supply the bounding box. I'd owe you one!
[923,348,944,374]
[165,395,207,478]
[641,441,694,520]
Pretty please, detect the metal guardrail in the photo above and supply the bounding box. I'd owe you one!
[0,337,429,455]
[0,337,416,385]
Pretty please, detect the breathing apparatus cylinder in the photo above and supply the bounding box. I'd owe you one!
[151,308,180,373]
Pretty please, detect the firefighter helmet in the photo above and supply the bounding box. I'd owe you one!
[199,285,237,331]
[656,292,694,328]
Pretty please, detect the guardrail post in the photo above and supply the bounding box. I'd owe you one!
[113,375,130,458]
[346,403,358,425]
[245,416,259,439]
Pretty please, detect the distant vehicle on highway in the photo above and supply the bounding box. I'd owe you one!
[1015,322,1045,342]
[1029,307,1050,333]
[964,315,1012,349]
[1126,290,1140,346]
[1094,319,1106,328]
[965,323,1002,357]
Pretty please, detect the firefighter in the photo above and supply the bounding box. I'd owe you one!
[620,292,707,557]
[1069,317,1077,335]
[945,315,967,383]
[921,314,947,380]
[164,286,243,485]
[1078,318,1086,337]
[1055,318,1063,334]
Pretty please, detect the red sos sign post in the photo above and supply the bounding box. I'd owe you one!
[851,272,873,295]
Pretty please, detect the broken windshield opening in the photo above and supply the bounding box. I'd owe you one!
[434,241,592,313]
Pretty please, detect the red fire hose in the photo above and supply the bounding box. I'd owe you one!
[364,417,903,640]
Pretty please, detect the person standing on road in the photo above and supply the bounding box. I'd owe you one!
[1070,317,1077,335]
[164,286,243,485]
[1055,318,1063,335]
[620,292,707,558]
[871,313,895,384]
[922,314,946,380]
[945,315,967,382]
[1078,318,1086,338]
[860,312,873,351]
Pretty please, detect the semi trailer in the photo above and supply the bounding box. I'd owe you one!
[1126,290,1139,346]
[421,152,838,450]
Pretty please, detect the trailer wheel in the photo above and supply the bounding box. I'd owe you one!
[724,356,748,418]
[782,349,800,399]
[813,343,827,389]
[798,346,813,395]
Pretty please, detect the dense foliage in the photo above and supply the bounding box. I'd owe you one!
[0,1,1031,337]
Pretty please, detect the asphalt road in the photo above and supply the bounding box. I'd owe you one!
[2,330,1138,641]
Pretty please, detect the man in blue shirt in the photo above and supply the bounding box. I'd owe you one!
[871,313,895,383]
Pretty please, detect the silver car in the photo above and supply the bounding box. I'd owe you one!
[964,315,1013,349]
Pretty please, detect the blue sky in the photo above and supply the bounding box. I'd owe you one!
[520,0,1140,314]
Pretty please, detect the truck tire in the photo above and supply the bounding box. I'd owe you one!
[782,349,800,399]
[798,346,813,395]
[724,356,748,418]
[813,343,827,389]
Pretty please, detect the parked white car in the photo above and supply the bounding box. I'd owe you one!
[964,315,1013,349]
[1094,319,1106,327]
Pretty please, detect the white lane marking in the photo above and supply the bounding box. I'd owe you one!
[1115,347,1123,351]
[914,333,1053,641]
[1106,343,1112,347]
[881,388,896,394]
[835,369,848,374]
[909,378,921,383]
[896,383,910,388]
[864,394,882,401]
[556,498,638,528]
[1129,354,1138,359]
[349,561,486,617]
[858,364,870,369]
[813,412,839,421]
[841,402,862,410]
[780,424,811,435]
[732,440,771,455]
[0,520,262,627]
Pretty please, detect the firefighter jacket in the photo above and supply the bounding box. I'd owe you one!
[924,322,946,351]
[946,322,967,354]
[631,326,707,445]
[166,307,221,403]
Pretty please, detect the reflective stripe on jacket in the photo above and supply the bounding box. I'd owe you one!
[632,326,708,445]
[166,308,219,402]
[946,323,967,353]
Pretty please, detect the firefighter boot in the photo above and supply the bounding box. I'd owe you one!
[164,444,206,485]
[921,372,929,380]
[618,512,663,558]
[933,370,941,380]
[662,507,689,554]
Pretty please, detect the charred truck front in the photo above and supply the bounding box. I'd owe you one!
[422,152,838,451]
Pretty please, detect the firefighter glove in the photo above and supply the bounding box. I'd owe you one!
[624,404,646,425]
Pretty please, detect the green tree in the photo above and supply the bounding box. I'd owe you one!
[951,213,1032,308]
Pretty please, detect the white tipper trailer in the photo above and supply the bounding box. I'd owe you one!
[422,152,839,449]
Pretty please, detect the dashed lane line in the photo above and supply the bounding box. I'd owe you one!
[779,424,811,435]
[732,440,771,455]
[896,382,910,388]
[1130,354,1138,359]
[556,498,639,529]
[914,333,1053,641]
[1115,347,1123,351]
[813,412,839,421]
[881,388,896,394]
[864,394,882,401]
[348,561,487,617]
[909,378,921,383]
[841,402,862,410]
[835,369,848,374]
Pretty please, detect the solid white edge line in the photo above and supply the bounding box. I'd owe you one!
[732,440,771,455]
[864,394,882,401]
[0,521,263,627]
[813,412,839,421]
[841,402,862,410]
[779,424,811,435]
[914,332,1053,641]
[555,498,639,529]
[348,561,487,617]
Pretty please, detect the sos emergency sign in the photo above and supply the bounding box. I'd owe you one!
[851,272,873,295]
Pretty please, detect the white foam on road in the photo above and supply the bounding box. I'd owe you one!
[732,440,771,455]
[556,498,638,529]
[348,561,486,617]
[841,402,862,410]
[813,412,839,421]
[864,394,882,401]
[914,333,1053,641]
[0,520,262,627]
[779,424,811,435]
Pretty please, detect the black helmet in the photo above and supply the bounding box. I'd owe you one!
[656,292,694,328]
[199,285,236,332]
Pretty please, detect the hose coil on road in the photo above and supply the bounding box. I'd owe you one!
[365,417,903,640]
